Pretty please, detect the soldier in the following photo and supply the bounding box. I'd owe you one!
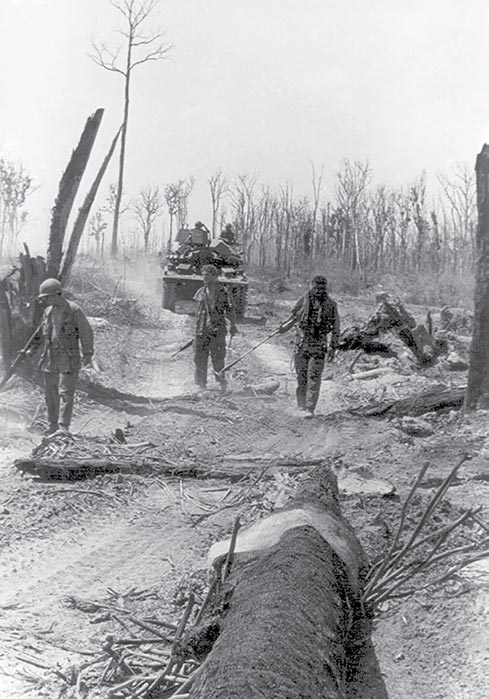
[220,223,236,246]
[194,264,237,391]
[31,278,94,435]
[279,275,339,418]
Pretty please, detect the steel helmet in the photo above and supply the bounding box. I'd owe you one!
[38,278,62,297]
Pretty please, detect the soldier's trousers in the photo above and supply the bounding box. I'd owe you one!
[43,370,79,430]
[294,349,325,412]
[194,332,226,387]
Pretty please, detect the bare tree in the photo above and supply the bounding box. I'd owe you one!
[438,162,476,272]
[334,159,372,271]
[133,184,163,252]
[163,178,194,250]
[230,174,257,262]
[0,158,32,257]
[309,162,324,279]
[90,0,172,257]
[102,182,131,220]
[89,210,108,256]
[208,170,228,237]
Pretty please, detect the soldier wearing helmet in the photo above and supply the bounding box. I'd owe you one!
[31,278,94,435]
[193,264,237,391]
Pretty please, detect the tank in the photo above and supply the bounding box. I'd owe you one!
[161,225,248,317]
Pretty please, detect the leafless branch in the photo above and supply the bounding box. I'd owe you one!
[89,41,126,76]
[132,31,165,47]
[131,42,172,69]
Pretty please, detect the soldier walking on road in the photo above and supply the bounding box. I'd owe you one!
[31,278,94,435]
[279,275,339,418]
[194,264,237,391]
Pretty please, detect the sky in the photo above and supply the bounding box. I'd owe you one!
[1,0,489,254]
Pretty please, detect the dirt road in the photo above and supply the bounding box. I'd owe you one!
[0,273,488,698]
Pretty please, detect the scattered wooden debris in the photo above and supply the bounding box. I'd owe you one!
[400,416,434,438]
[53,581,224,697]
[14,432,174,480]
[355,385,465,418]
[339,294,447,365]
[365,456,489,609]
[351,367,392,381]
[440,306,472,334]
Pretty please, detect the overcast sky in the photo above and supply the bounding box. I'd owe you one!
[1,0,489,254]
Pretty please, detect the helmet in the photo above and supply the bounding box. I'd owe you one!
[38,278,62,297]
[224,223,234,232]
[194,221,204,229]
[201,264,219,277]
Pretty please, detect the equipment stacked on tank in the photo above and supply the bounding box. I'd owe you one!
[161,222,248,317]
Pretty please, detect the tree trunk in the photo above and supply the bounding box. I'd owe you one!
[181,467,387,699]
[111,42,132,258]
[358,385,465,418]
[0,250,46,367]
[465,144,489,410]
[60,125,122,284]
[46,109,104,278]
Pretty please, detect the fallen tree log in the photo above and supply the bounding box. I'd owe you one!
[178,466,387,699]
[355,385,465,418]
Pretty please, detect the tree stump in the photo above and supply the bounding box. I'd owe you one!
[178,467,387,699]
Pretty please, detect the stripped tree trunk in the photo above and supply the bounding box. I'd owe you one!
[180,467,387,699]
[60,125,122,284]
[466,144,489,410]
[46,108,104,278]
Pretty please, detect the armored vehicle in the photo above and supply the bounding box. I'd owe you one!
[161,223,248,317]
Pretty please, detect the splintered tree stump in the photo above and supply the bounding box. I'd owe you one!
[47,108,104,278]
[179,467,387,699]
[466,144,489,410]
[339,294,446,365]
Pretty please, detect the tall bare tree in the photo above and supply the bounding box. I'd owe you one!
[309,161,324,279]
[438,162,476,272]
[334,159,371,271]
[90,0,172,257]
[209,170,228,237]
[133,184,163,252]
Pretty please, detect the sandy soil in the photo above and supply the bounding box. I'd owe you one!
[0,265,488,698]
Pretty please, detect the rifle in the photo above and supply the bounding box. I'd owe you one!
[217,328,282,376]
[0,322,42,391]
[171,338,194,358]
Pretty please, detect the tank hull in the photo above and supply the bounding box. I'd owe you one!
[162,272,248,317]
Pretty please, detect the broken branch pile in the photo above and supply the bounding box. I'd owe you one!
[25,587,208,698]
[365,455,489,608]
[14,432,172,479]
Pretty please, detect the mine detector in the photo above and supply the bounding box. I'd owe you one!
[161,224,248,317]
